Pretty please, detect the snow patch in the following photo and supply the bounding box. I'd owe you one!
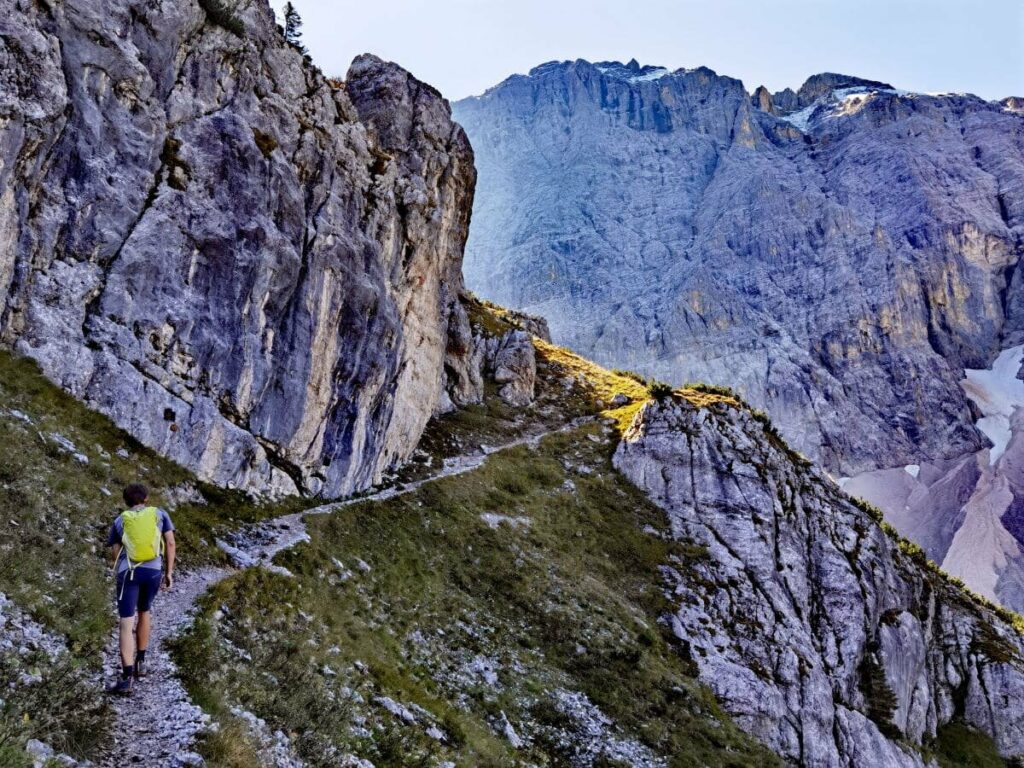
[779,103,818,132]
[596,63,672,84]
[961,345,1024,465]
[629,67,671,83]
[779,86,910,132]
[904,464,920,479]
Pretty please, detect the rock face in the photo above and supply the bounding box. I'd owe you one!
[454,59,1024,478]
[439,307,540,411]
[614,399,1024,767]
[0,0,475,497]
[488,329,536,406]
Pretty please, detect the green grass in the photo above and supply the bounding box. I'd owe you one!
[931,721,1009,768]
[173,423,781,767]
[0,350,302,762]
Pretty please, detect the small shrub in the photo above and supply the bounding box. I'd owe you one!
[282,2,307,53]
[647,380,674,401]
[198,0,245,36]
[851,496,885,523]
[897,538,928,565]
[683,381,736,397]
[858,653,899,739]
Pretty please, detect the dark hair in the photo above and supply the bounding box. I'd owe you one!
[123,483,149,507]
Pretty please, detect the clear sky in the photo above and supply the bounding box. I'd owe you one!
[273,0,1023,102]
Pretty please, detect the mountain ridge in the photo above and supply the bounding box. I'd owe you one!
[465,58,1016,107]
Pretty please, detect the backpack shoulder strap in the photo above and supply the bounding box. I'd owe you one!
[145,506,164,556]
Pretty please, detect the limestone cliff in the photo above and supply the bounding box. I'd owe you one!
[615,398,1024,767]
[0,0,476,497]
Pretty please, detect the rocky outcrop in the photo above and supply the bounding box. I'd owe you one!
[752,73,894,115]
[487,329,536,406]
[0,0,475,497]
[614,399,1024,767]
[502,308,551,342]
[439,302,541,411]
[792,72,894,108]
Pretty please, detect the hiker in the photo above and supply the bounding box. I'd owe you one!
[106,483,176,694]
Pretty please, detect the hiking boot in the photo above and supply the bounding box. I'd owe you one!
[134,657,146,679]
[106,676,133,695]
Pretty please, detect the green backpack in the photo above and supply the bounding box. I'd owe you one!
[120,507,163,571]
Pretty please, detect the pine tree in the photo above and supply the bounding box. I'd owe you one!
[282,2,306,53]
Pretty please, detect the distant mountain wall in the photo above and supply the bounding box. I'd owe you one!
[454,59,1024,477]
[454,58,1024,608]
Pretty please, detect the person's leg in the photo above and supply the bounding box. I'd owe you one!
[136,610,151,654]
[109,572,139,693]
[119,616,136,667]
[133,569,162,677]
[116,570,139,669]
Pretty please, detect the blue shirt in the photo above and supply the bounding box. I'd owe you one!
[108,507,174,573]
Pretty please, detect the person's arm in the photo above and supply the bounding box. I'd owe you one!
[162,531,176,590]
[107,519,122,572]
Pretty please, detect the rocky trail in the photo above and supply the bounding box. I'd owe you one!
[100,418,593,767]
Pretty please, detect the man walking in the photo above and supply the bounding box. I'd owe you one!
[106,483,176,694]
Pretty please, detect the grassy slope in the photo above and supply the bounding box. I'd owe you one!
[0,351,304,765]
[174,423,781,767]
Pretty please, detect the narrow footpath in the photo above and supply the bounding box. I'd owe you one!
[99,418,592,767]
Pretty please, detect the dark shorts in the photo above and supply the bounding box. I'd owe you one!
[115,568,162,619]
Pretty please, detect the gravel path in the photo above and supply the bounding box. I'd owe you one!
[100,418,592,766]
[101,568,226,767]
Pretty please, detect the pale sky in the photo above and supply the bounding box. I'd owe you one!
[272,0,1023,102]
